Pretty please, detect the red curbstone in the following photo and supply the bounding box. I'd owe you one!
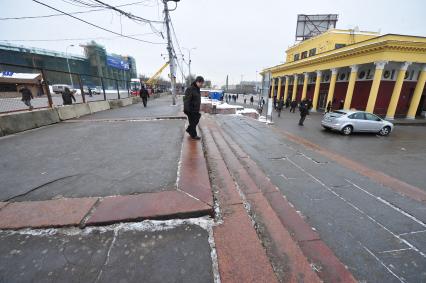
[299,240,357,283]
[179,135,214,206]
[213,205,279,283]
[0,202,7,211]
[0,198,98,229]
[245,193,322,283]
[86,191,212,226]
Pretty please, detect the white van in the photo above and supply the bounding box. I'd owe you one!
[52,84,75,94]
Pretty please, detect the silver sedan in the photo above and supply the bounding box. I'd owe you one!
[321,110,394,136]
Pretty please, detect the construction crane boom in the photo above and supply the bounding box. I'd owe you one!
[146,61,170,86]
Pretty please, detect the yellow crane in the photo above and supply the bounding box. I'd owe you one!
[145,61,170,87]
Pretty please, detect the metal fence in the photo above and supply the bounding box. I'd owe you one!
[0,62,133,114]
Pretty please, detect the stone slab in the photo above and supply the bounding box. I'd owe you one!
[86,191,212,226]
[0,224,214,283]
[0,198,98,229]
[72,103,91,117]
[56,105,77,120]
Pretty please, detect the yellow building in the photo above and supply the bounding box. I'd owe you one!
[262,29,426,119]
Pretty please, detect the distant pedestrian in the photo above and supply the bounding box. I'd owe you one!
[140,85,149,107]
[88,87,93,97]
[290,100,297,113]
[261,97,265,107]
[62,87,76,105]
[299,101,309,126]
[184,76,204,140]
[37,80,43,97]
[326,101,332,113]
[277,98,284,117]
[243,94,247,104]
[250,96,254,105]
[19,86,34,110]
[285,97,290,109]
[273,96,277,110]
[339,100,344,110]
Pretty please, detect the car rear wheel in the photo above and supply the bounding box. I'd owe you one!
[342,125,353,136]
[379,126,391,136]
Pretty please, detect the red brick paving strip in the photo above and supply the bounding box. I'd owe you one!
[277,129,426,202]
[86,191,212,226]
[220,127,357,283]
[179,134,214,206]
[0,198,98,229]
[201,123,279,282]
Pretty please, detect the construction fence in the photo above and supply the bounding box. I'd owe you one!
[0,62,134,114]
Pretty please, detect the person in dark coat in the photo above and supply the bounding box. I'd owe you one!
[290,100,297,113]
[139,85,149,107]
[299,101,309,126]
[250,96,254,105]
[183,76,204,140]
[277,97,284,117]
[285,97,290,109]
[19,86,34,110]
[62,87,76,105]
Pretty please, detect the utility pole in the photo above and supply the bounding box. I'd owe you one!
[183,47,196,85]
[163,0,178,105]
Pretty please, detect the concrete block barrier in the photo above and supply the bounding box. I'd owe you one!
[0,109,60,136]
[73,103,91,117]
[89,101,110,113]
[132,97,142,104]
[109,98,133,109]
[57,105,77,121]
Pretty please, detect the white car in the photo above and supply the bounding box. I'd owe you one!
[321,110,394,136]
[52,84,75,94]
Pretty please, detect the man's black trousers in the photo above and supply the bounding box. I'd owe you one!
[185,111,201,137]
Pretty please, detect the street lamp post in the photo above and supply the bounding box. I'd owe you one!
[65,44,74,87]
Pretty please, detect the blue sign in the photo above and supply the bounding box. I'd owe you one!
[2,71,14,76]
[106,56,130,71]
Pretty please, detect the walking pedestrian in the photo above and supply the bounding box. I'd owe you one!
[19,86,34,110]
[62,87,76,105]
[243,94,247,104]
[140,85,149,107]
[299,101,309,126]
[277,98,284,117]
[285,97,290,109]
[339,100,344,110]
[250,96,254,105]
[184,76,204,140]
[290,100,297,113]
[262,97,265,107]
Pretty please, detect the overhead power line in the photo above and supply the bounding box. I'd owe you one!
[0,1,163,22]
[32,0,165,45]
[0,32,158,42]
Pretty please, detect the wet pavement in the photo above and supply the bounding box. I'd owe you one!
[216,115,426,283]
[270,109,426,191]
[0,95,185,202]
[0,221,214,283]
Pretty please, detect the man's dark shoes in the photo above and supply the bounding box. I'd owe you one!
[191,136,201,140]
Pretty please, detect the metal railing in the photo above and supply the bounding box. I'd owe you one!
[0,62,134,114]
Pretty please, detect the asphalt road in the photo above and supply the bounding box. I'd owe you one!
[217,115,426,283]
[269,109,426,191]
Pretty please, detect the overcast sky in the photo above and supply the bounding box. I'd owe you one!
[1,0,425,86]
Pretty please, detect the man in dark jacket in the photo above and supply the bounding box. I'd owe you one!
[299,100,309,126]
[19,86,34,110]
[62,87,76,105]
[140,85,149,107]
[183,76,204,140]
[290,100,297,113]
